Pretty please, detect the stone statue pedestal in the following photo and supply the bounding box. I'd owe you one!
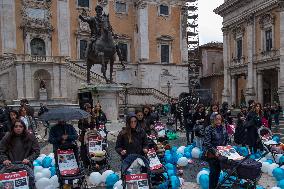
[39,88,47,100]
[78,84,123,122]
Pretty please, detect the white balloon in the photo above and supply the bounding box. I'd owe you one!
[261,162,270,173]
[179,177,185,186]
[50,175,59,188]
[35,172,45,181]
[44,185,56,189]
[41,168,51,178]
[34,166,44,174]
[113,180,123,189]
[191,147,201,159]
[102,170,114,183]
[196,170,209,184]
[268,163,278,176]
[265,153,273,160]
[48,153,55,158]
[89,172,102,186]
[275,154,282,164]
[271,187,281,189]
[36,178,51,189]
[177,146,186,155]
[177,157,188,167]
[40,154,47,158]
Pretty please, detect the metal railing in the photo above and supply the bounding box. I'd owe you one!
[15,54,68,63]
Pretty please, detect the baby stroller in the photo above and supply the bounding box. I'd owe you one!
[154,121,168,145]
[55,143,87,189]
[0,162,34,189]
[121,154,151,189]
[258,126,284,165]
[85,129,110,172]
[147,149,170,188]
[216,145,262,189]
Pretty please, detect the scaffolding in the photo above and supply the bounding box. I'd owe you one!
[185,0,200,93]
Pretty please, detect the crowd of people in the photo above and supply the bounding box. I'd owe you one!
[0,97,282,188]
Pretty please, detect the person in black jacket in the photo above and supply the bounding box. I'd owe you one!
[203,114,229,189]
[143,105,154,130]
[0,101,10,140]
[204,103,219,128]
[115,113,148,159]
[234,105,247,145]
[93,103,107,127]
[192,104,206,148]
[245,102,263,153]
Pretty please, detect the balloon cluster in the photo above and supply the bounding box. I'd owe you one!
[33,154,59,189]
[88,170,120,189]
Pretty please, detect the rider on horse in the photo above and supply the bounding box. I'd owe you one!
[79,5,104,57]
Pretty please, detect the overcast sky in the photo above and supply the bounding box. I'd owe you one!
[198,0,224,44]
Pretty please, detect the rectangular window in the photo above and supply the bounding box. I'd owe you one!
[212,63,216,73]
[118,43,128,61]
[78,0,89,8]
[161,44,170,63]
[236,38,242,61]
[80,40,87,59]
[116,2,127,13]
[265,29,273,51]
[160,5,169,16]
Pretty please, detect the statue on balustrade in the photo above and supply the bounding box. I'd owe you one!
[79,5,125,84]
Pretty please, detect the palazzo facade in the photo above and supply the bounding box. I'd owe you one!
[0,0,188,105]
[215,0,284,106]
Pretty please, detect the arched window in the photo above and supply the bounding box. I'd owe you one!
[30,38,46,56]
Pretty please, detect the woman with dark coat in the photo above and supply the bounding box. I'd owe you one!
[245,103,263,153]
[0,119,40,187]
[143,105,154,130]
[204,103,220,127]
[135,109,149,133]
[191,104,206,147]
[203,114,229,189]
[234,105,247,145]
[93,103,107,127]
[115,114,149,159]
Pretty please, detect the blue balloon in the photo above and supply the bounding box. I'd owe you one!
[165,163,175,171]
[201,168,210,172]
[106,173,119,187]
[171,146,178,153]
[42,156,52,168]
[33,159,41,166]
[273,168,284,181]
[272,135,280,143]
[250,154,256,159]
[49,166,56,177]
[256,185,265,189]
[165,154,172,164]
[279,155,284,165]
[265,159,273,164]
[239,147,249,156]
[165,150,171,155]
[219,171,226,182]
[158,182,168,189]
[170,176,180,189]
[199,174,209,189]
[278,179,284,188]
[184,151,191,158]
[167,169,176,177]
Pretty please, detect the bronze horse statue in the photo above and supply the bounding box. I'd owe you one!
[86,14,125,83]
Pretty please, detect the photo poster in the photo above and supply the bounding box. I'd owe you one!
[88,136,103,153]
[147,149,163,170]
[57,149,79,176]
[125,173,149,189]
[217,145,244,160]
[0,170,29,189]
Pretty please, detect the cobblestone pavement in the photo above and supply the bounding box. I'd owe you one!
[39,120,277,188]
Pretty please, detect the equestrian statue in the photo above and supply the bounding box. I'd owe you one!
[79,5,125,83]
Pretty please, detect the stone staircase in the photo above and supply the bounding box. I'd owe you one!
[272,115,284,142]
[67,62,171,103]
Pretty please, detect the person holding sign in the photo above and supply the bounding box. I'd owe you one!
[0,119,40,187]
[115,113,149,159]
[203,114,229,189]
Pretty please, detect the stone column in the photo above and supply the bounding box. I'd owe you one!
[24,64,33,99]
[245,14,256,101]
[257,72,263,104]
[16,64,24,99]
[137,2,149,62]
[222,27,231,103]
[53,66,60,98]
[60,65,68,98]
[278,1,284,106]
[57,0,71,56]
[231,76,237,105]
[0,0,16,53]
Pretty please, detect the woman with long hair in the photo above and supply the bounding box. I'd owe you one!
[135,109,149,133]
[245,102,263,153]
[204,103,220,127]
[203,114,229,189]
[18,107,36,133]
[0,119,40,187]
[93,103,107,127]
[115,113,148,159]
